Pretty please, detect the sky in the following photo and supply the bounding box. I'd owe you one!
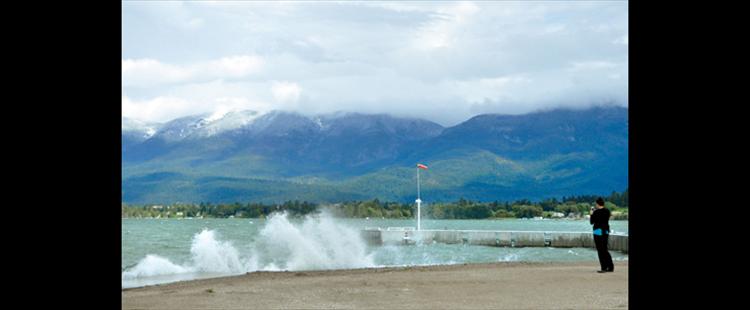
[122,1,628,127]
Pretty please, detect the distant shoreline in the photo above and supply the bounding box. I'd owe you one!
[121,216,628,221]
[122,192,629,221]
[122,261,628,309]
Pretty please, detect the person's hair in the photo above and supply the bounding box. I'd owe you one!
[596,197,605,206]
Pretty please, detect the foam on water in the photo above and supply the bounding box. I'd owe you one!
[190,229,257,273]
[255,210,375,270]
[122,255,190,279]
[499,253,520,262]
[123,214,628,287]
[123,211,375,286]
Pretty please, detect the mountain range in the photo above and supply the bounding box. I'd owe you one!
[122,106,628,204]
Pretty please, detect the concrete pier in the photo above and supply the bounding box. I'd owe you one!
[361,229,628,253]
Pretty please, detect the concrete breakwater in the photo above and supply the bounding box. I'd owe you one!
[362,228,628,253]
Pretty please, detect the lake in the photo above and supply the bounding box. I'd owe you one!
[122,214,628,288]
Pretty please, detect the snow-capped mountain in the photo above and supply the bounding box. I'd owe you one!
[122,107,628,204]
[123,110,263,142]
[124,109,445,142]
[122,117,161,140]
[201,110,261,136]
[122,109,447,167]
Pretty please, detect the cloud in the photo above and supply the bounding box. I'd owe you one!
[412,1,480,50]
[448,76,533,104]
[123,1,628,126]
[122,55,264,88]
[613,34,628,45]
[122,95,195,123]
[567,61,620,72]
[271,81,302,104]
[122,59,190,87]
[125,0,205,30]
[206,56,265,78]
[122,93,272,123]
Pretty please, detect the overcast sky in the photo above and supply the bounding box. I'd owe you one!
[122,1,628,126]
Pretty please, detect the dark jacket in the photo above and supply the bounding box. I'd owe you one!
[590,208,611,233]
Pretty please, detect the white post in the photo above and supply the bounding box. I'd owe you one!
[417,166,420,201]
[416,166,421,231]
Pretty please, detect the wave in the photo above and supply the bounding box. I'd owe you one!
[122,255,190,279]
[498,253,520,262]
[190,229,256,273]
[123,211,375,284]
[255,210,375,270]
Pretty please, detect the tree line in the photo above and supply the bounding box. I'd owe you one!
[122,188,628,220]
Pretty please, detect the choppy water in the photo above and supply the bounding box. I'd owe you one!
[122,212,628,288]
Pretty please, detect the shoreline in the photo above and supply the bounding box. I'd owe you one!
[122,217,629,220]
[123,261,628,309]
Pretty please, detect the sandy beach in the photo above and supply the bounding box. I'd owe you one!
[122,261,627,309]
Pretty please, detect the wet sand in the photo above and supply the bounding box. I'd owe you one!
[122,261,628,309]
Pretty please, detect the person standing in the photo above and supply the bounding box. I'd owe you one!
[590,197,614,273]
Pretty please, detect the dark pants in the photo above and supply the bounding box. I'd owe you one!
[594,234,614,271]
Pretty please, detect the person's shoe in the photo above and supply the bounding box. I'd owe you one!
[597,270,608,273]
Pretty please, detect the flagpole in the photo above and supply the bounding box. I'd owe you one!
[416,165,421,231]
